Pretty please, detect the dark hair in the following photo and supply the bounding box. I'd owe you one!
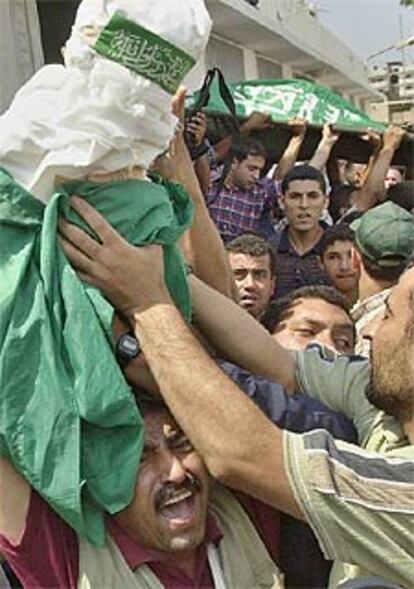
[262,285,352,335]
[281,164,326,195]
[230,139,267,164]
[357,250,406,283]
[133,388,168,416]
[386,181,414,213]
[337,210,363,226]
[320,225,355,258]
[328,184,356,223]
[226,232,277,277]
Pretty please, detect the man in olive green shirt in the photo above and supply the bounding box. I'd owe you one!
[291,345,410,586]
[57,199,414,588]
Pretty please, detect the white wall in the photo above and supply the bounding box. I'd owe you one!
[0,0,43,113]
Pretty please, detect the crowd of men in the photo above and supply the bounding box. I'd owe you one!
[57,124,414,589]
[0,1,414,588]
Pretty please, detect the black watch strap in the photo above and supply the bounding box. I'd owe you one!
[189,140,209,161]
[115,332,141,368]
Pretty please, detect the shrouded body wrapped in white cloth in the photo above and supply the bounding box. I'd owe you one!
[0,0,211,545]
[0,0,211,201]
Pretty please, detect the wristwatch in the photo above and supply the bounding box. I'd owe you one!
[116,332,141,368]
[189,139,210,161]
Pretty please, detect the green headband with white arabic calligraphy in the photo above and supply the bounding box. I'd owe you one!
[93,12,196,95]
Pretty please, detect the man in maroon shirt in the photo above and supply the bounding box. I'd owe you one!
[0,395,281,588]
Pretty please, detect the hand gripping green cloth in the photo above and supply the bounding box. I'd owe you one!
[0,168,193,546]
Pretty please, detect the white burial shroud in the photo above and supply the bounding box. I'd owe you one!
[0,0,212,202]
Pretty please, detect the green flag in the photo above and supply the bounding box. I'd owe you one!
[191,77,385,131]
[0,170,193,546]
[188,77,414,166]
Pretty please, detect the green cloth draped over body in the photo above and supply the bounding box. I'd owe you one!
[0,168,193,546]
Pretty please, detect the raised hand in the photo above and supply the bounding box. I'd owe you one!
[288,117,308,138]
[185,111,208,147]
[320,122,340,144]
[242,111,273,133]
[382,125,406,151]
[59,197,169,319]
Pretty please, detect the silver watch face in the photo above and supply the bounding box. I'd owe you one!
[119,334,140,358]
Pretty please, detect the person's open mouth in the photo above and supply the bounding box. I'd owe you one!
[159,488,198,527]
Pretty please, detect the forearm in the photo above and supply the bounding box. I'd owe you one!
[193,155,211,196]
[309,139,337,171]
[190,276,297,391]
[177,173,234,298]
[274,137,304,180]
[131,300,301,517]
[353,147,393,211]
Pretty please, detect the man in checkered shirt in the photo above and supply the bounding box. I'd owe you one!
[205,139,278,243]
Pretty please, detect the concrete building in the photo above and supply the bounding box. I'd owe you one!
[368,61,414,125]
[203,0,376,109]
[1,0,376,114]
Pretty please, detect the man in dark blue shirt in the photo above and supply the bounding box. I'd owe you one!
[270,164,331,297]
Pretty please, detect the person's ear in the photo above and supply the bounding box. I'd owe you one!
[352,247,361,272]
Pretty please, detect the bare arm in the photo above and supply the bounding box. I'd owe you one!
[0,457,31,543]
[352,126,406,212]
[153,90,233,298]
[58,202,302,518]
[309,123,340,171]
[190,276,297,391]
[273,118,307,180]
[192,153,211,196]
[185,110,211,195]
[176,148,233,298]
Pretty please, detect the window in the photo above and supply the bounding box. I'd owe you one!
[205,36,244,82]
[257,57,282,80]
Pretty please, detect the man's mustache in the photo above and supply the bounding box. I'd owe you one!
[155,473,201,512]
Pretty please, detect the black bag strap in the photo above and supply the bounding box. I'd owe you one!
[190,68,240,202]
[190,67,237,119]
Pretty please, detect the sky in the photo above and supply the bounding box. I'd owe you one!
[315,0,414,66]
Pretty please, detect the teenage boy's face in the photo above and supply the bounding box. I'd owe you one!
[321,240,360,294]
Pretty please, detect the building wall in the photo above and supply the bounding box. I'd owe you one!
[368,61,414,124]
[0,0,44,114]
[204,0,375,108]
[1,0,375,114]
[205,36,245,81]
[369,62,414,101]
